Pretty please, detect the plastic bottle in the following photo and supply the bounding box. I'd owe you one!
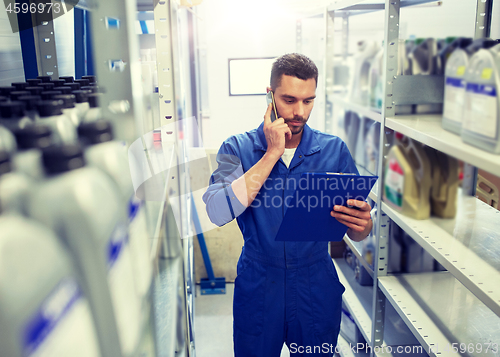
[343,111,360,158]
[59,76,75,83]
[38,82,55,91]
[50,79,66,87]
[25,86,43,96]
[364,121,380,175]
[461,43,500,153]
[64,82,81,91]
[78,121,153,305]
[82,93,103,123]
[349,40,380,105]
[27,144,142,357]
[54,94,80,126]
[0,215,103,357]
[10,91,31,101]
[0,102,32,132]
[383,135,432,220]
[26,78,42,86]
[53,86,73,94]
[424,147,459,218]
[442,38,476,134]
[75,78,91,87]
[388,220,403,273]
[401,232,434,273]
[72,90,90,120]
[40,90,63,100]
[82,75,97,84]
[0,86,16,97]
[12,125,52,180]
[0,96,7,102]
[409,38,443,114]
[37,75,52,83]
[11,82,28,91]
[354,116,371,168]
[0,125,17,154]
[0,151,32,215]
[36,100,77,145]
[17,95,41,121]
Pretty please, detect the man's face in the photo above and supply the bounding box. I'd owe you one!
[273,74,316,136]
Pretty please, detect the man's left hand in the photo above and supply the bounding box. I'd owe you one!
[330,200,373,242]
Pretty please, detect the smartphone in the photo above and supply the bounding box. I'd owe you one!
[265,91,278,122]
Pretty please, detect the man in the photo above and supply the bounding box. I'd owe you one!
[203,53,372,356]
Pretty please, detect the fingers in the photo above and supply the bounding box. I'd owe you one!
[285,127,292,140]
[331,209,369,226]
[263,103,273,125]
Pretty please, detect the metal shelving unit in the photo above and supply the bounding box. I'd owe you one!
[326,0,500,356]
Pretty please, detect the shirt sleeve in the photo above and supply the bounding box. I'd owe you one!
[202,141,247,226]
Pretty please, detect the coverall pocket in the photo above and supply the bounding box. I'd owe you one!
[233,258,266,336]
[308,256,345,342]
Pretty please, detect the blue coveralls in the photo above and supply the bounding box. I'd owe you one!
[203,122,358,356]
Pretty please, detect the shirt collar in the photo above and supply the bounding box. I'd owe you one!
[254,122,321,156]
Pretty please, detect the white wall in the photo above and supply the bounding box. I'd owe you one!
[197,0,322,149]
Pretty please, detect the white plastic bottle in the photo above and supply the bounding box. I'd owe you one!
[409,38,443,114]
[0,102,32,131]
[35,100,77,145]
[12,125,52,180]
[348,40,380,105]
[53,94,81,126]
[442,39,497,134]
[27,144,142,357]
[0,215,102,357]
[461,43,500,153]
[0,124,17,154]
[17,95,41,121]
[71,90,91,121]
[82,93,103,123]
[0,151,32,215]
[78,121,153,307]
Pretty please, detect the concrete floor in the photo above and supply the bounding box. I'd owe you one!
[194,283,290,357]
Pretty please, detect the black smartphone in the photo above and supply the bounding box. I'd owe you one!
[266,91,278,122]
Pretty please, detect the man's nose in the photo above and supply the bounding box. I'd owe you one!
[293,102,305,118]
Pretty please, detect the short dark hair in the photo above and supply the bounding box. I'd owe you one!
[270,53,318,90]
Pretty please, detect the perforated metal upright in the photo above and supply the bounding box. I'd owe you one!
[370,0,401,354]
[87,0,145,143]
[30,1,60,79]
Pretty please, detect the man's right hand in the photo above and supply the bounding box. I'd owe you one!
[263,103,292,159]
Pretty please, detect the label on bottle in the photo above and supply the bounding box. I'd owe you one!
[463,83,498,139]
[443,77,466,123]
[23,279,101,357]
[384,158,404,209]
[128,196,153,298]
[107,223,141,355]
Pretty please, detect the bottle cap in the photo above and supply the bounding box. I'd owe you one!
[38,83,55,91]
[75,79,90,87]
[71,90,89,103]
[50,79,66,87]
[0,86,16,96]
[14,124,52,150]
[42,144,85,174]
[0,101,25,119]
[12,82,29,90]
[59,76,75,83]
[37,76,52,83]
[25,86,44,95]
[82,75,96,83]
[53,94,76,109]
[10,91,31,101]
[36,100,64,117]
[64,83,81,91]
[78,120,113,144]
[0,150,11,176]
[26,78,43,86]
[40,91,63,100]
[88,93,101,108]
[53,86,72,94]
[17,95,42,111]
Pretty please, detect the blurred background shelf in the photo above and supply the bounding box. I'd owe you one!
[381,188,500,317]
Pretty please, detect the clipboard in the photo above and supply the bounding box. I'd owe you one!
[275,172,378,242]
